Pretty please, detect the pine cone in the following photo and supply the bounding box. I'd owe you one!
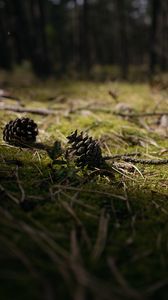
[3,117,38,146]
[66,130,104,169]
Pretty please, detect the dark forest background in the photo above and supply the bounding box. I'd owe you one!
[0,0,168,79]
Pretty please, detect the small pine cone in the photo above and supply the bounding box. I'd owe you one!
[66,130,104,169]
[3,117,38,146]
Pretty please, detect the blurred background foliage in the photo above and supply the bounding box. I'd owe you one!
[0,0,167,79]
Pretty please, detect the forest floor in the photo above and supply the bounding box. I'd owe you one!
[0,73,168,300]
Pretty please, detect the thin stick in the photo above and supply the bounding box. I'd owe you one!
[2,141,52,152]
[15,166,25,203]
[52,184,126,200]
[92,209,109,261]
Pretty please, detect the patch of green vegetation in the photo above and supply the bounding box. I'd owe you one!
[0,78,168,300]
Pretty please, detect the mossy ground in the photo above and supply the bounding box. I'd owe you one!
[0,73,168,300]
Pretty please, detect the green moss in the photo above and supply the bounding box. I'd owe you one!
[0,78,168,299]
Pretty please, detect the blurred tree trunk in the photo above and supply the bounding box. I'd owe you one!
[79,0,91,71]
[150,0,161,74]
[117,0,129,79]
[0,6,12,69]
[6,0,31,64]
[83,0,90,69]
[160,1,168,71]
[48,2,68,74]
[30,0,51,76]
[38,0,49,62]
[72,0,80,69]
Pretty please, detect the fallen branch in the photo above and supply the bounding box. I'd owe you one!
[114,112,168,118]
[107,156,168,165]
[0,104,57,115]
[104,152,141,160]
[121,157,168,164]
[87,107,168,118]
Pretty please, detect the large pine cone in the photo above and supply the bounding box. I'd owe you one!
[66,130,104,169]
[3,117,38,145]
